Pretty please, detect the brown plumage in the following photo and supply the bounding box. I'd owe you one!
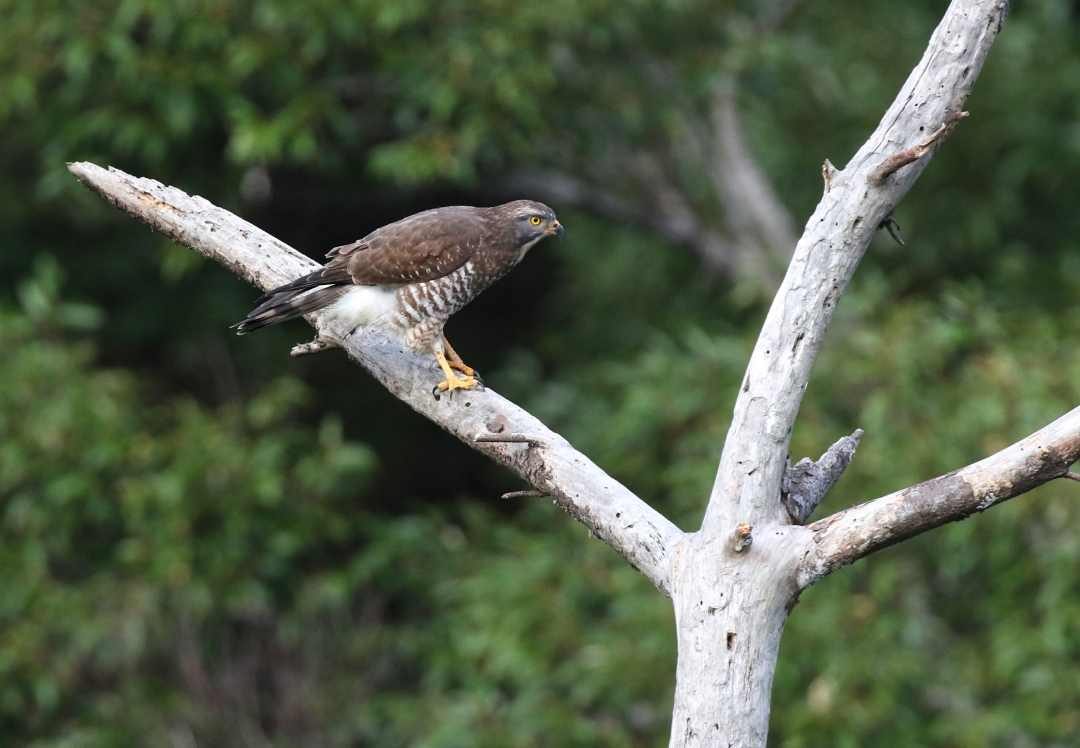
[235,200,563,391]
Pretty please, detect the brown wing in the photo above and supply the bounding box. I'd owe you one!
[326,206,485,286]
[235,207,480,333]
[248,206,485,306]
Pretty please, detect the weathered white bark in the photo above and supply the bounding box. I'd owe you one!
[66,162,685,597]
[703,0,1009,537]
[68,2,1080,745]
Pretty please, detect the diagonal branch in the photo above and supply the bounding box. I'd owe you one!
[701,0,1011,536]
[797,406,1080,589]
[67,161,685,597]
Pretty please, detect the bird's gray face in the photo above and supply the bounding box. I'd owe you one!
[511,202,563,247]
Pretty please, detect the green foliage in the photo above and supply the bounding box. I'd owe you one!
[0,271,676,747]
[2,0,722,189]
[0,274,375,744]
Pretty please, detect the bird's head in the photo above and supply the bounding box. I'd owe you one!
[502,200,563,247]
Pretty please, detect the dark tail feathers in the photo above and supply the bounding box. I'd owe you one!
[234,284,348,334]
[251,265,352,305]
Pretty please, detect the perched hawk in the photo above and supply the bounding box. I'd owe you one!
[235,200,563,392]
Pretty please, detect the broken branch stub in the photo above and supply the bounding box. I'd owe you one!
[782,429,863,524]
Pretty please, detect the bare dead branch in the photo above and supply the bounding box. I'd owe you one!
[730,522,754,552]
[797,406,1080,589]
[821,159,837,193]
[67,161,685,597]
[701,0,1011,538]
[473,434,540,445]
[868,111,969,185]
[290,338,335,357]
[63,1,1040,745]
[502,490,551,500]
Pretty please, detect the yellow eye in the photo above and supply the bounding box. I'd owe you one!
[529,216,542,226]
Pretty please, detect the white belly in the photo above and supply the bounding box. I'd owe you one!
[325,285,406,338]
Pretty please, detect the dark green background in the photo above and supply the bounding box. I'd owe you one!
[3,0,1080,745]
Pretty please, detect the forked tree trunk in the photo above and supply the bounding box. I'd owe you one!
[664,0,1013,744]
[669,530,807,746]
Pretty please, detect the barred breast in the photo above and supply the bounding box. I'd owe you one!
[319,259,502,348]
[394,260,494,348]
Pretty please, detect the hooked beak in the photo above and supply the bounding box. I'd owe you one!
[545,221,564,236]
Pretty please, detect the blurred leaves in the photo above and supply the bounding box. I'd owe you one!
[17,256,105,332]
[0,282,673,747]
[0,280,374,743]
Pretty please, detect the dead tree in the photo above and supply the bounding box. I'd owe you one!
[70,1,1078,745]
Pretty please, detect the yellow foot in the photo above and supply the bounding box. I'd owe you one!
[434,350,483,395]
[436,374,481,392]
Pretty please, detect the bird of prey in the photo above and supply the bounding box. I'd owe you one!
[235,200,563,392]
